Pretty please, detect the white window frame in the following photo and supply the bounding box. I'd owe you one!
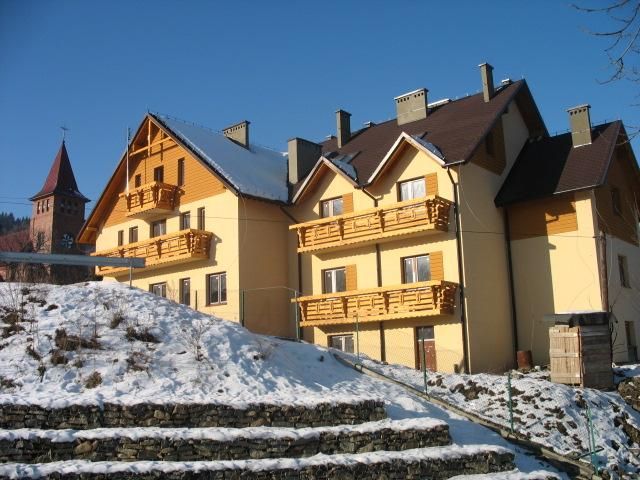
[320,197,343,218]
[150,282,167,298]
[403,254,431,284]
[151,219,166,238]
[398,178,426,202]
[329,334,354,353]
[323,267,346,294]
[207,272,227,305]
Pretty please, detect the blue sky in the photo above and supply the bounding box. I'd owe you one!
[0,1,637,218]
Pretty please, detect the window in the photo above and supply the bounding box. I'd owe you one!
[179,278,191,306]
[129,226,138,243]
[416,326,436,371]
[206,272,227,305]
[46,199,50,211]
[180,211,191,230]
[37,202,40,214]
[619,255,630,288]
[117,230,124,246]
[323,267,346,294]
[197,207,205,230]
[153,166,164,183]
[151,219,166,238]
[399,178,426,201]
[611,187,622,216]
[403,255,431,283]
[134,174,142,188]
[177,158,185,186]
[150,282,167,298]
[329,335,354,353]
[321,197,343,218]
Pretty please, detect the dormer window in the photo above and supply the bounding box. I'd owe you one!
[321,197,343,218]
[398,178,426,201]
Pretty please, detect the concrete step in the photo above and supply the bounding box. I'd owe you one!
[0,418,450,463]
[0,444,516,479]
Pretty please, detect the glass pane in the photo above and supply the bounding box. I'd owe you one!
[329,337,341,349]
[403,258,414,283]
[400,182,411,201]
[321,201,330,218]
[417,255,430,282]
[220,274,227,303]
[210,276,219,304]
[413,179,426,198]
[335,268,346,292]
[417,326,434,340]
[323,270,333,293]
[344,335,354,353]
[332,198,343,216]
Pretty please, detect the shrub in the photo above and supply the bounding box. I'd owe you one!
[109,313,125,329]
[26,345,42,361]
[50,349,68,365]
[0,376,16,390]
[55,328,100,351]
[125,326,160,343]
[84,371,102,389]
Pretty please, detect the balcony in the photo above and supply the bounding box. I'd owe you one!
[290,196,452,254]
[93,229,212,276]
[294,280,458,327]
[122,181,179,218]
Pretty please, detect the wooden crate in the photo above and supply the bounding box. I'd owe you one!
[549,325,613,389]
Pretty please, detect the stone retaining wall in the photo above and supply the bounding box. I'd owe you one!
[0,400,385,429]
[0,425,450,463]
[0,450,515,479]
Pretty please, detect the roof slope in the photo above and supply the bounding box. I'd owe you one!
[495,121,622,206]
[30,141,89,202]
[151,114,288,202]
[321,80,531,182]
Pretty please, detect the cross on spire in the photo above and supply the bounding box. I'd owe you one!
[60,125,69,141]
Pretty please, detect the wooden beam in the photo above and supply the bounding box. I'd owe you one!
[129,137,173,156]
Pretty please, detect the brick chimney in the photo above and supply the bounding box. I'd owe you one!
[479,63,494,103]
[223,120,250,149]
[567,104,592,147]
[288,138,322,184]
[336,109,351,148]
[395,88,428,126]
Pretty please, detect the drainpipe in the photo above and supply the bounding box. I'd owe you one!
[503,208,520,359]
[360,187,386,362]
[597,231,610,312]
[446,167,470,373]
[280,206,303,339]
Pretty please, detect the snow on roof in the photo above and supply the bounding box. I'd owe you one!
[152,114,288,202]
[329,154,358,181]
[411,135,445,161]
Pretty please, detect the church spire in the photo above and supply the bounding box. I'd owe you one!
[29,141,89,202]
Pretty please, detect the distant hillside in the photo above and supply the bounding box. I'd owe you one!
[0,212,29,236]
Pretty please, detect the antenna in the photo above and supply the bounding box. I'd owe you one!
[126,128,131,194]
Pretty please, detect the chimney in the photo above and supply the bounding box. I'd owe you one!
[336,109,351,148]
[479,63,494,102]
[223,120,250,148]
[567,104,592,147]
[288,138,322,184]
[395,88,428,126]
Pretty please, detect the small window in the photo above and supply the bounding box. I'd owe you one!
[619,255,630,288]
[151,219,166,238]
[206,272,227,305]
[399,178,426,202]
[177,158,185,186]
[197,207,205,230]
[36,202,40,214]
[320,197,343,218]
[611,187,622,216]
[129,226,138,243]
[117,230,124,246]
[403,255,431,283]
[323,267,346,294]
[150,282,167,298]
[180,211,191,230]
[329,334,354,353]
[179,278,191,306]
[153,166,164,183]
[134,174,142,188]
[46,199,50,211]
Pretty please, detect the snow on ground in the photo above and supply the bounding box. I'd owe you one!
[0,282,561,477]
[348,353,640,476]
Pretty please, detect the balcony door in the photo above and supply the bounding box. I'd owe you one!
[416,326,436,371]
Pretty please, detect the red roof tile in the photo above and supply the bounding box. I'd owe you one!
[30,141,89,202]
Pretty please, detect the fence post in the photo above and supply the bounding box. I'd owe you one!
[355,313,360,364]
[420,338,428,395]
[239,290,245,327]
[507,370,514,433]
[294,290,300,341]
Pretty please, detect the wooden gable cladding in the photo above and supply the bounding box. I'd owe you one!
[507,194,578,240]
[101,119,226,229]
[345,264,357,291]
[425,173,438,196]
[471,118,507,175]
[429,251,444,281]
[342,193,354,214]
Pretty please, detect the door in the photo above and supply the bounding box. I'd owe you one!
[416,326,437,371]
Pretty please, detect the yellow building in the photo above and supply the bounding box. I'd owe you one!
[79,63,640,373]
[78,114,294,337]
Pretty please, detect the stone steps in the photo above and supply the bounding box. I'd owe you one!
[0,445,516,479]
[0,400,386,429]
[0,418,450,463]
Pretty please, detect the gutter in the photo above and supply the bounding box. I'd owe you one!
[446,166,471,374]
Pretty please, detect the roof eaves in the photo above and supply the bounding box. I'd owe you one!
[291,156,357,204]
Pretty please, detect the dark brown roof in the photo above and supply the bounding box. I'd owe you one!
[321,80,536,183]
[495,121,622,206]
[30,141,89,202]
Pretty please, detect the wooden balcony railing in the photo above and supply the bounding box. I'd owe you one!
[121,181,179,217]
[93,229,212,276]
[290,196,452,253]
[294,280,457,327]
